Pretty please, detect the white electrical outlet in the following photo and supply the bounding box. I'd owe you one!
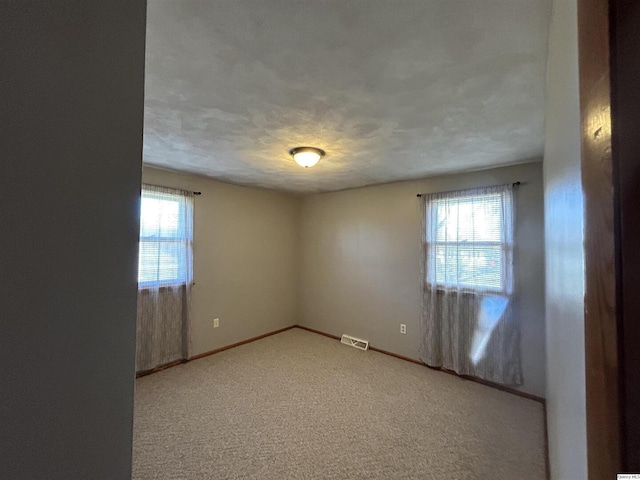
[400,323,406,334]
[213,318,219,328]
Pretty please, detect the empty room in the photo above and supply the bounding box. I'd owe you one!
[5,0,638,479]
[135,1,547,478]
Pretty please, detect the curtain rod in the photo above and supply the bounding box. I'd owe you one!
[142,183,202,196]
[416,181,521,198]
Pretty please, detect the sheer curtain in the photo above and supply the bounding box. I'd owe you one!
[419,184,521,386]
[136,184,193,373]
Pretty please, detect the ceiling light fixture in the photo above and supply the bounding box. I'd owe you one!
[289,146,325,168]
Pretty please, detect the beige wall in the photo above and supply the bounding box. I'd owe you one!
[543,0,587,477]
[144,162,546,398]
[142,167,300,356]
[298,162,546,398]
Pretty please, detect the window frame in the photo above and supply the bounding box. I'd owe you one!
[137,185,193,288]
[425,189,513,295]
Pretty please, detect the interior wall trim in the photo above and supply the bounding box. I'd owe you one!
[137,324,545,404]
[296,326,545,403]
[136,325,297,378]
[134,323,550,479]
[188,325,297,361]
[295,324,549,479]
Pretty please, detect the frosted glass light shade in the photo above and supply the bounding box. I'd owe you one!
[289,147,325,168]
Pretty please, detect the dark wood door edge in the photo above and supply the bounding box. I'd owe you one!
[610,0,640,470]
[578,0,623,476]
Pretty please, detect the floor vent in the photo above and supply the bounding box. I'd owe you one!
[340,334,369,351]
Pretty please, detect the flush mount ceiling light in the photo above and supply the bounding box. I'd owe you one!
[289,146,325,168]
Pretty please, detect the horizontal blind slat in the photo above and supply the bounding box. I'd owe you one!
[138,186,193,285]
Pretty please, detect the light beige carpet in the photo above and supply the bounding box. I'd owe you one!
[133,328,545,479]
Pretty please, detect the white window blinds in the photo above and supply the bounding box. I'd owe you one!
[424,185,513,293]
[138,184,193,287]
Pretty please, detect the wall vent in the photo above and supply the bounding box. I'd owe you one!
[340,334,369,351]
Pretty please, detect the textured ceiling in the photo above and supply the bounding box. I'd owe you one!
[144,0,550,194]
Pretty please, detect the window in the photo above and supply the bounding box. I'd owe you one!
[138,185,193,286]
[420,184,520,384]
[425,186,513,293]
